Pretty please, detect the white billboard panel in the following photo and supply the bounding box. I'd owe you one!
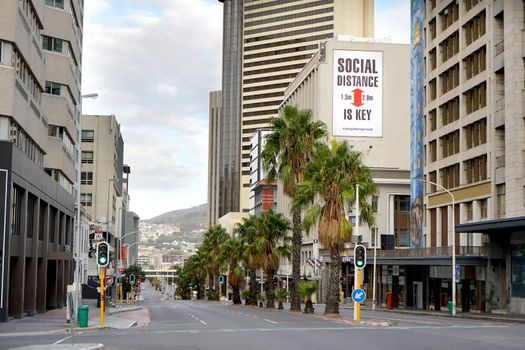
[332,50,383,137]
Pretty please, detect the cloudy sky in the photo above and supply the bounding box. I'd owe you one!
[81,0,410,220]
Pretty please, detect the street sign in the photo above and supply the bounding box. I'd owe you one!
[351,288,366,303]
[455,264,460,279]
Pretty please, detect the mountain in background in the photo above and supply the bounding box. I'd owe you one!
[145,203,207,228]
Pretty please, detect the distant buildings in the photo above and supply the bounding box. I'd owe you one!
[208,91,222,226]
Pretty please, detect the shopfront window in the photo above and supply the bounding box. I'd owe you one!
[511,245,525,298]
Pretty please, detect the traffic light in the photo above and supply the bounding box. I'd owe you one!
[219,275,224,285]
[354,244,366,269]
[96,241,109,267]
[129,274,136,285]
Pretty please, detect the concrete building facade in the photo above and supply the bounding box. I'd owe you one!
[0,0,84,321]
[277,38,411,303]
[416,0,525,315]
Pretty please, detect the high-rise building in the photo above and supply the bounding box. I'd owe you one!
[412,0,525,314]
[0,0,84,321]
[208,91,222,226]
[215,0,375,219]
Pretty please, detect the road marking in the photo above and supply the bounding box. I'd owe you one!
[253,316,259,319]
[200,320,207,325]
[54,335,72,344]
[264,319,277,324]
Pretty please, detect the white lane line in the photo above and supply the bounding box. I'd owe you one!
[264,319,277,324]
[253,316,259,319]
[54,335,72,344]
[200,320,207,325]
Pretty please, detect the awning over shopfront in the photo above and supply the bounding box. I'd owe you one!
[455,216,525,234]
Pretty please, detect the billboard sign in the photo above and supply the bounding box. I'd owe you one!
[333,50,383,137]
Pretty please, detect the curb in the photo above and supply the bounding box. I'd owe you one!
[107,306,143,316]
[7,343,104,350]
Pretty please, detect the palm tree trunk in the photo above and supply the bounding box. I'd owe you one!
[325,247,341,315]
[207,275,214,300]
[248,268,258,305]
[266,269,275,308]
[290,209,302,311]
[232,285,241,304]
[214,269,220,301]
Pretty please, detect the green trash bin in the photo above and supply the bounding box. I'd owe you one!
[78,305,89,328]
[448,301,453,316]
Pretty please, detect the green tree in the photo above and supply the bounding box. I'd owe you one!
[293,140,375,315]
[220,236,245,304]
[257,209,291,308]
[201,225,229,301]
[262,105,327,311]
[235,215,260,305]
[274,289,288,310]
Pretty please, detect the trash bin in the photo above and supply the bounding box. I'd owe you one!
[78,305,89,328]
[386,292,394,310]
[448,301,453,316]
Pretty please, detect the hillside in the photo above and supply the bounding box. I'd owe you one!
[145,203,207,227]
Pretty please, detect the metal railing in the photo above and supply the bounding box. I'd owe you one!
[375,246,487,258]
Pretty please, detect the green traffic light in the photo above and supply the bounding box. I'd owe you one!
[99,257,107,264]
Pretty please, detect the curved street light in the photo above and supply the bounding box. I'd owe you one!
[414,177,456,316]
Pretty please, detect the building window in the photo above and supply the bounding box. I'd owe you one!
[81,151,93,164]
[428,171,437,193]
[429,140,437,162]
[42,35,64,53]
[440,130,459,158]
[440,163,460,189]
[11,185,23,236]
[464,118,487,149]
[464,154,487,184]
[496,184,506,218]
[465,201,473,221]
[45,0,64,9]
[395,195,410,213]
[440,64,459,95]
[439,31,459,63]
[45,81,62,95]
[479,199,488,219]
[440,0,459,31]
[464,46,486,80]
[428,17,436,40]
[464,10,486,46]
[80,193,92,206]
[9,120,44,167]
[440,97,459,126]
[48,125,75,157]
[81,129,94,142]
[81,172,93,185]
[429,78,437,101]
[465,0,480,12]
[395,229,410,247]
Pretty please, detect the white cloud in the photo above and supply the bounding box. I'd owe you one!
[82,0,220,218]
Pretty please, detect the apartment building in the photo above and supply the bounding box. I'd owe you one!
[411,0,525,314]
[0,0,84,321]
[80,114,124,288]
[207,91,222,226]
[215,0,375,220]
[277,38,411,303]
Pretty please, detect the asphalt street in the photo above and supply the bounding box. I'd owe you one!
[1,285,524,350]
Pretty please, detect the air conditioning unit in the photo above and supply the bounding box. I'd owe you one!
[63,244,71,252]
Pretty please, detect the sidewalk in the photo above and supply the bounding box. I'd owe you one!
[0,299,146,337]
[339,303,525,324]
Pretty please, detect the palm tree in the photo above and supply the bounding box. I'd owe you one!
[297,280,317,314]
[293,140,376,315]
[261,105,327,311]
[201,225,229,301]
[220,236,245,304]
[235,215,260,305]
[274,289,288,310]
[257,209,291,308]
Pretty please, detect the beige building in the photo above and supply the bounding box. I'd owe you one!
[421,0,525,314]
[277,38,411,301]
[238,0,375,212]
[0,0,84,321]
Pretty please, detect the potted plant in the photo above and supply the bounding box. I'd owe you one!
[297,280,317,314]
[274,289,288,310]
[256,293,266,308]
[241,289,250,305]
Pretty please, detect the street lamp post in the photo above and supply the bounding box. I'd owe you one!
[415,177,456,316]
